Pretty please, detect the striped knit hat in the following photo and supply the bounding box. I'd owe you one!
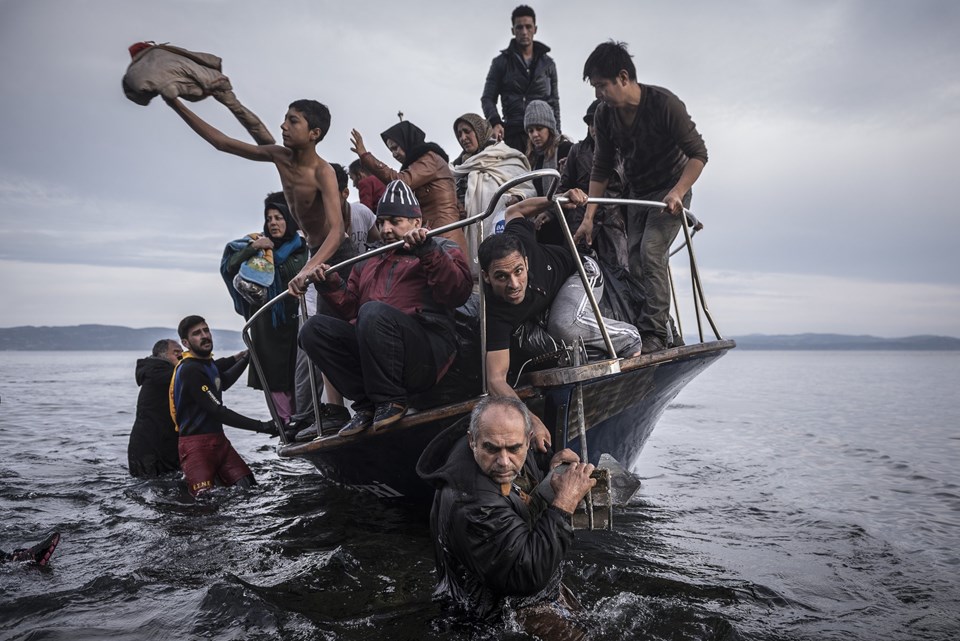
[376,180,422,219]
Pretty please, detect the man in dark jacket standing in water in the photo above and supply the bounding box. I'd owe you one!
[481,5,560,152]
[127,338,182,477]
[417,396,594,636]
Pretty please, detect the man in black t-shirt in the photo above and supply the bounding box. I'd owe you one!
[478,189,643,449]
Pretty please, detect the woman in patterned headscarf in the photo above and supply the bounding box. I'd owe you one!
[450,113,535,274]
[220,192,306,423]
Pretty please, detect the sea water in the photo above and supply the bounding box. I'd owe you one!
[0,350,957,640]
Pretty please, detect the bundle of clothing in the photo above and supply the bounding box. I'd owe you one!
[122,41,274,145]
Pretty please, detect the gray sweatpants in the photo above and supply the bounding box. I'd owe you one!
[546,256,643,359]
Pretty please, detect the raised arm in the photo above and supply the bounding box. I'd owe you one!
[402,230,472,307]
[165,97,278,162]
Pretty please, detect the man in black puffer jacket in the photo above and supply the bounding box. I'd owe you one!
[481,5,561,152]
[127,339,182,477]
[417,396,594,635]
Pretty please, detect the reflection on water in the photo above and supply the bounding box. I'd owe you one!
[1,351,958,640]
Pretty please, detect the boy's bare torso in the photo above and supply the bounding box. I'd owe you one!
[274,152,339,250]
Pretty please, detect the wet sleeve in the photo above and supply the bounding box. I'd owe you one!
[548,59,560,134]
[451,497,574,597]
[360,152,400,186]
[318,263,362,320]
[181,363,262,431]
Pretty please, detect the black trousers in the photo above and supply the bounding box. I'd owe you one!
[299,301,447,410]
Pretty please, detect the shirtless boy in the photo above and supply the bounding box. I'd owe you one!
[165,97,346,296]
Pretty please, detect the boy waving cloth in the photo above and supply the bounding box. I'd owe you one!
[122,41,275,145]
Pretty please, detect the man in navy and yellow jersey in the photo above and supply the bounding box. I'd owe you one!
[171,315,276,495]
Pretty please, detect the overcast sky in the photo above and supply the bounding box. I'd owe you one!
[1,0,958,338]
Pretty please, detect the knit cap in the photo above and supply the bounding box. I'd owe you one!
[523,100,557,133]
[453,113,494,147]
[377,180,422,219]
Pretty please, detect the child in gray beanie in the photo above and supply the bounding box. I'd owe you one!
[523,99,557,134]
[522,100,573,243]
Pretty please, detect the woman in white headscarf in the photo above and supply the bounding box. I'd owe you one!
[450,113,535,275]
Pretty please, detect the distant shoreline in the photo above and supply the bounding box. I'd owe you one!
[1,325,959,351]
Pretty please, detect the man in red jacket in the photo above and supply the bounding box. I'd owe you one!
[299,181,473,436]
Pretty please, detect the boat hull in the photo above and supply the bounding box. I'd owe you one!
[278,340,734,502]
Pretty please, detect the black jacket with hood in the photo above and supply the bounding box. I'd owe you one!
[416,422,574,622]
[481,40,560,136]
[127,356,180,477]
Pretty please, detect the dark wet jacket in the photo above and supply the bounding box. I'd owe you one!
[127,357,180,477]
[481,40,560,136]
[171,354,259,437]
[416,424,574,622]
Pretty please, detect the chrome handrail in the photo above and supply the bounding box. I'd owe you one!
[555,194,722,344]
[242,169,562,440]
[243,169,723,444]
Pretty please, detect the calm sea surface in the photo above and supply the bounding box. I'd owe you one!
[0,350,957,640]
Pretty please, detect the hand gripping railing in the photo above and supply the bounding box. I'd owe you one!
[551,193,722,345]
[242,169,563,443]
[243,169,722,444]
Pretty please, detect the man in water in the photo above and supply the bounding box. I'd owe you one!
[1,532,60,567]
[127,338,182,477]
[171,315,276,495]
[417,396,593,636]
[481,4,560,152]
[164,96,349,297]
[478,189,643,450]
[574,40,708,351]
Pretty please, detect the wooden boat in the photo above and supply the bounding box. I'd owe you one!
[243,170,735,503]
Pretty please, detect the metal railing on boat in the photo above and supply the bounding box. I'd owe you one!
[241,169,723,446]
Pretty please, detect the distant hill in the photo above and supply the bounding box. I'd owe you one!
[730,333,960,350]
[1,325,958,352]
[0,324,246,352]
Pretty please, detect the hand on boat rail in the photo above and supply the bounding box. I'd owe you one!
[555,195,701,231]
[242,168,565,332]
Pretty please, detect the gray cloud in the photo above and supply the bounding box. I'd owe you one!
[1,0,959,333]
